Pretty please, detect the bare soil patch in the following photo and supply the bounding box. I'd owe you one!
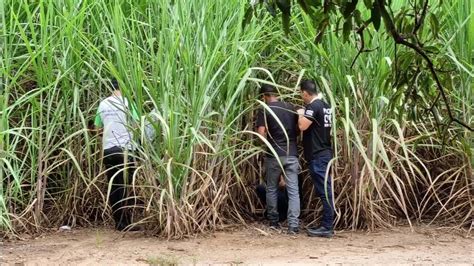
[1,225,472,265]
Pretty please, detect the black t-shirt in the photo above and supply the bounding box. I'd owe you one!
[302,99,332,160]
[256,101,298,157]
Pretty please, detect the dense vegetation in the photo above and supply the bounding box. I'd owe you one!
[1,0,472,238]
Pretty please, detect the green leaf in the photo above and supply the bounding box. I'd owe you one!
[343,17,353,43]
[398,51,415,71]
[417,0,425,8]
[402,22,415,34]
[364,0,372,9]
[371,3,381,31]
[429,14,440,39]
[424,45,440,54]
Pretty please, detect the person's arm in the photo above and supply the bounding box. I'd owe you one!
[297,108,313,131]
[257,126,266,137]
[255,109,267,138]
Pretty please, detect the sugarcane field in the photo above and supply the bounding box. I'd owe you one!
[1,0,473,265]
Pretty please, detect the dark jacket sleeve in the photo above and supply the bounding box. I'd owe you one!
[256,108,265,128]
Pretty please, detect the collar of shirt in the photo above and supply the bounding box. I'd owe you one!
[309,93,323,104]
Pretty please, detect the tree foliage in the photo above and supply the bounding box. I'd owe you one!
[244,0,473,131]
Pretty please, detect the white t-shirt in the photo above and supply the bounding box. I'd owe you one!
[95,95,138,150]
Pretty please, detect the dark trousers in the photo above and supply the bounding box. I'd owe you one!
[308,150,334,229]
[103,146,136,227]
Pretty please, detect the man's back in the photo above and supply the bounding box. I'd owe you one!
[257,101,298,157]
[302,99,332,160]
[95,95,135,150]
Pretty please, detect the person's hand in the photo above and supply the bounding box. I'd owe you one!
[279,176,286,188]
[297,108,305,116]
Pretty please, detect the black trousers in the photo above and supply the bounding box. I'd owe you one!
[103,146,136,227]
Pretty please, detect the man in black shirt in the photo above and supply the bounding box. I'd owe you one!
[256,84,300,234]
[297,80,335,237]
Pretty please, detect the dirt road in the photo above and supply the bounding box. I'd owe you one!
[1,225,472,265]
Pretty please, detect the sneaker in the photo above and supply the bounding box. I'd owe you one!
[287,226,299,235]
[307,226,334,238]
[269,221,280,230]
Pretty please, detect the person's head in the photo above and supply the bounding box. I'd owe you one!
[259,84,278,103]
[110,78,121,96]
[299,79,318,104]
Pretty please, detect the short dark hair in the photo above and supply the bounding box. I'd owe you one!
[259,83,278,96]
[110,78,119,90]
[300,80,318,95]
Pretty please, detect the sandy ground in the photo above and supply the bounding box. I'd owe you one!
[1,224,472,265]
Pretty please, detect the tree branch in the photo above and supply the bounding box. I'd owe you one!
[351,26,366,68]
[413,0,429,35]
[350,24,379,68]
[377,0,473,131]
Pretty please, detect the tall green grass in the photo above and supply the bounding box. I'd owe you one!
[0,0,471,237]
[0,0,269,237]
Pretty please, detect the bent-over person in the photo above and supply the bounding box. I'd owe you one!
[94,79,140,231]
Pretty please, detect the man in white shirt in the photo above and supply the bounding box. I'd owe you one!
[94,79,139,231]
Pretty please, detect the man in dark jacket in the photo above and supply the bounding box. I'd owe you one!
[297,80,335,238]
[256,84,300,234]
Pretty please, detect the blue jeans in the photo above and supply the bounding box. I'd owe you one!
[308,150,334,229]
[265,156,300,227]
